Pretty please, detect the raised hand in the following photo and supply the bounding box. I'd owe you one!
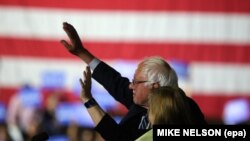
[79,66,92,102]
[60,22,87,55]
[60,22,95,64]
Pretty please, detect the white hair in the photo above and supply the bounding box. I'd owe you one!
[138,56,178,87]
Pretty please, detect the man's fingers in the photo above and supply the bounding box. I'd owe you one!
[86,66,91,80]
[79,78,84,87]
[60,40,69,46]
[85,66,91,80]
[84,70,87,79]
[63,22,74,32]
[60,40,73,50]
[62,22,80,42]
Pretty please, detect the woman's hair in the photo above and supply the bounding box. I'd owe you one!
[138,56,178,87]
[148,86,194,125]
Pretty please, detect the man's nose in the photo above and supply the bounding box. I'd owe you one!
[129,83,134,89]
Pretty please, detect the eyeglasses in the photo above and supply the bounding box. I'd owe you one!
[131,79,148,85]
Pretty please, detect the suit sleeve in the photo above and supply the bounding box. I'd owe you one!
[92,61,133,109]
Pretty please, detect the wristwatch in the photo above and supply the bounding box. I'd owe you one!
[84,98,97,108]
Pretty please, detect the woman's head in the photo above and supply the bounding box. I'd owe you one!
[148,86,193,125]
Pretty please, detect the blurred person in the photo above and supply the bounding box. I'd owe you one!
[78,128,96,141]
[23,118,41,141]
[40,93,61,135]
[136,86,195,141]
[95,131,105,141]
[61,22,206,141]
[6,84,40,141]
[66,122,78,141]
[94,132,105,141]
[0,123,12,141]
[30,132,49,141]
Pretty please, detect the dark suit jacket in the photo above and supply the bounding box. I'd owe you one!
[92,61,207,141]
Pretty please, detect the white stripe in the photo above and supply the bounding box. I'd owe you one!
[0,56,137,90]
[1,6,250,44]
[1,57,250,95]
[0,56,85,90]
[190,63,250,95]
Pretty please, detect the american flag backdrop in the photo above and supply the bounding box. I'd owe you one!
[0,0,250,124]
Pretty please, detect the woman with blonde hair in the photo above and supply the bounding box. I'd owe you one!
[136,86,195,141]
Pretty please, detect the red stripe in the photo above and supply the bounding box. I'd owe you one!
[0,38,250,63]
[0,87,18,106]
[1,0,250,13]
[192,94,250,122]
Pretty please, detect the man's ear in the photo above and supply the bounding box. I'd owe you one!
[153,82,160,89]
